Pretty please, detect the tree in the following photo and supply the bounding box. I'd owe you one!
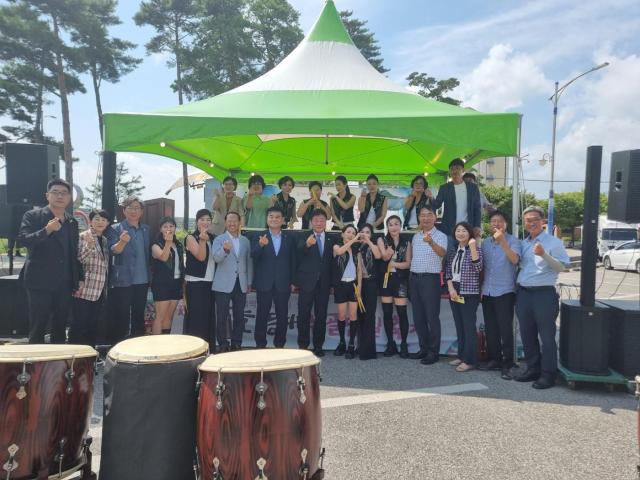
[179,0,259,99]
[135,0,199,230]
[71,0,141,142]
[482,185,539,234]
[339,10,387,73]
[247,0,303,72]
[86,161,145,208]
[0,3,83,143]
[406,72,461,106]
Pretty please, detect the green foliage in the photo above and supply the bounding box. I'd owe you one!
[406,72,461,106]
[482,185,539,235]
[339,10,387,73]
[85,161,145,208]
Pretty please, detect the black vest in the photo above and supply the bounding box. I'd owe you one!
[331,192,355,224]
[358,193,385,228]
[184,232,214,278]
[151,237,185,284]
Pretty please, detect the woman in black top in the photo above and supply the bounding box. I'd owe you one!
[329,175,355,230]
[270,175,297,229]
[357,174,388,230]
[377,215,413,357]
[332,225,360,357]
[184,209,216,345]
[403,175,433,230]
[356,223,381,360]
[150,216,185,334]
[297,181,332,229]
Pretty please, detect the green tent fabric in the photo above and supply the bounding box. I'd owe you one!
[103,0,520,185]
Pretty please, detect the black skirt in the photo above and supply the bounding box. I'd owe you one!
[334,280,357,303]
[151,278,183,301]
[379,272,409,298]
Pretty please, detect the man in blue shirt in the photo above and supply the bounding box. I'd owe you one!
[107,196,150,345]
[514,206,570,389]
[480,210,521,379]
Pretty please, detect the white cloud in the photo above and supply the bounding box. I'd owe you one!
[455,44,549,111]
[521,51,640,197]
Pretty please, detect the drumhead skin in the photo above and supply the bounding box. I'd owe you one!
[200,348,320,373]
[0,344,97,362]
[108,334,208,363]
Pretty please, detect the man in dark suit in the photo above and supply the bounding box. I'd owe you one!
[18,179,81,343]
[429,158,482,237]
[251,206,296,348]
[296,209,334,356]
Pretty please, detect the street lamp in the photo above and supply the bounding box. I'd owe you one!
[547,61,609,233]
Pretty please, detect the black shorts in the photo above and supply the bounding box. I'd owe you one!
[379,272,409,299]
[334,280,357,303]
[152,279,183,302]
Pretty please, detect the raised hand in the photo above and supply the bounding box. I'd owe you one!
[259,234,269,247]
[45,218,62,234]
[423,233,432,244]
[198,230,209,242]
[119,230,131,244]
[223,240,232,252]
[468,238,477,250]
[493,227,505,243]
[534,242,545,256]
[426,188,433,199]
[306,234,316,248]
[163,231,174,243]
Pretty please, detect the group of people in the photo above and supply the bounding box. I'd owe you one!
[17,157,570,390]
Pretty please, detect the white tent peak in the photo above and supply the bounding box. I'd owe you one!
[224,1,415,95]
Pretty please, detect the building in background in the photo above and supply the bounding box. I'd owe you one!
[474,157,508,186]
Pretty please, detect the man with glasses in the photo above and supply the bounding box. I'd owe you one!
[107,196,150,345]
[514,205,570,389]
[18,179,81,343]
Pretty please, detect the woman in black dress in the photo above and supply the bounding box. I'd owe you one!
[270,175,297,228]
[377,215,412,357]
[329,175,356,230]
[355,223,381,360]
[150,216,185,334]
[332,224,360,358]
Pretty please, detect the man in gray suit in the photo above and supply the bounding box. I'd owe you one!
[212,211,253,351]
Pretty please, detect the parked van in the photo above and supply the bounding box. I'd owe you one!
[597,215,639,259]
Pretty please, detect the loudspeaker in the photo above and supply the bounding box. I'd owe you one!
[601,299,640,378]
[4,142,60,206]
[0,274,29,337]
[608,149,640,223]
[580,146,602,307]
[559,300,610,375]
[0,185,31,238]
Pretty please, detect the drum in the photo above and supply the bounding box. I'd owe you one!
[197,349,325,480]
[100,335,208,480]
[0,344,97,480]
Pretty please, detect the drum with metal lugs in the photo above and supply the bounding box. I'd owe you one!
[0,344,97,480]
[197,349,325,480]
[100,335,208,480]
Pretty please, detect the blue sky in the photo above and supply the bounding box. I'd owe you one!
[5,0,640,215]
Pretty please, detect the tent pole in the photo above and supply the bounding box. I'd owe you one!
[512,114,522,238]
[325,134,329,165]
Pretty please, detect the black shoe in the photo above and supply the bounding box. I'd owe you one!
[532,376,555,389]
[383,342,398,357]
[399,342,409,359]
[313,348,325,357]
[409,349,428,360]
[334,342,346,356]
[345,345,355,359]
[218,345,231,353]
[500,367,512,380]
[514,370,540,382]
[479,360,502,371]
[420,355,439,365]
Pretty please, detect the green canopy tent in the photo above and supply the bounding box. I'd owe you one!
[103,0,521,186]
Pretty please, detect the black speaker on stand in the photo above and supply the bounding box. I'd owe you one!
[4,142,60,206]
[559,146,612,375]
[607,149,640,223]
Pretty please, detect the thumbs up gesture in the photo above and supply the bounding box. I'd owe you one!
[534,242,545,256]
[493,227,505,243]
[423,233,433,245]
[120,230,131,244]
[306,234,316,248]
[259,234,269,247]
[223,240,232,252]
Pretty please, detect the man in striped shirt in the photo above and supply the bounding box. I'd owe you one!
[409,205,448,364]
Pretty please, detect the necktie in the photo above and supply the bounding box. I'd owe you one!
[316,234,323,256]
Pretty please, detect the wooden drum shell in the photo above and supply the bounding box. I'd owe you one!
[197,365,322,479]
[0,355,95,479]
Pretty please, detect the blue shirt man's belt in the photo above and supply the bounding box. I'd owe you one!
[517,285,555,292]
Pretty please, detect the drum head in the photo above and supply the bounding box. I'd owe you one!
[0,344,97,362]
[108,335,208,363]
[200,349,320,373]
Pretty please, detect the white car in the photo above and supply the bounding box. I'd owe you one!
[602,240,640,273]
